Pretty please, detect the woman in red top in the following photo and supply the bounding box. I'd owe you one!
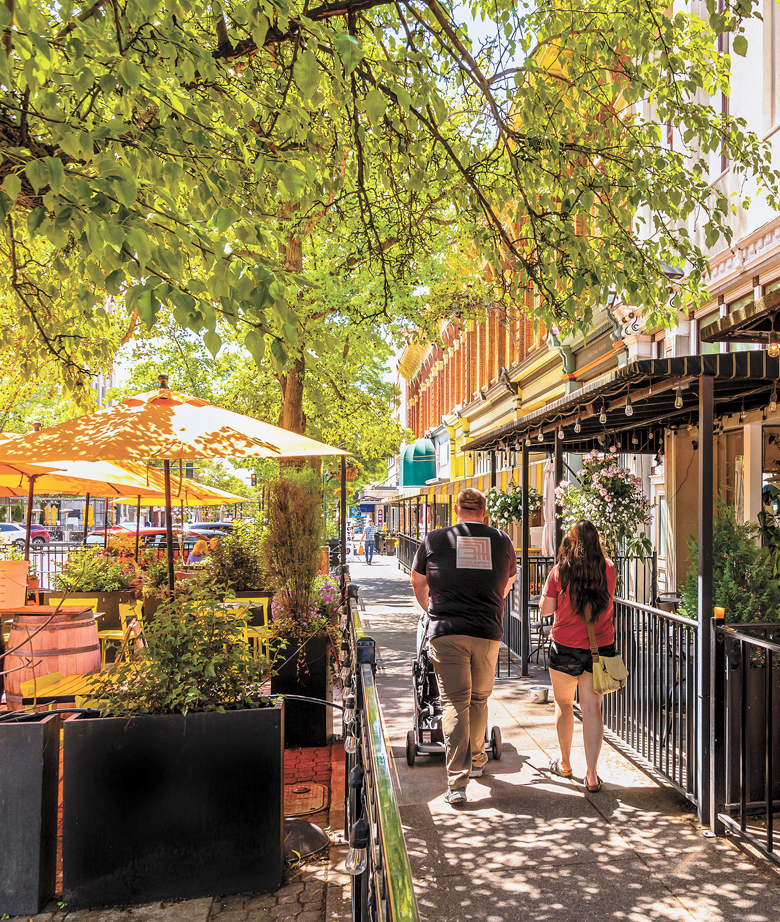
[540,520,616,792]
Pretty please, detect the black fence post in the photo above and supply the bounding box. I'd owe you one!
[697,373,714,824]
[521,441,530,676]
[710,616,726,835]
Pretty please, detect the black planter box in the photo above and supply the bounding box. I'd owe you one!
[44,590,139,632]
[0,713,60,916]
[271,633,332,747]
[62,704,284,907]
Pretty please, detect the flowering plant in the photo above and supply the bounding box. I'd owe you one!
[555,451,652,559]
[485,482,542,529]
[269,574,342,644]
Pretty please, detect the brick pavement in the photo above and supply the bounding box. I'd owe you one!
[6,744,349,922]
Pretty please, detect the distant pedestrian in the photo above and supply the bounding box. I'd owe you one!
[363,515,378,565]
[410,488,517,805]
[541,520,616,793]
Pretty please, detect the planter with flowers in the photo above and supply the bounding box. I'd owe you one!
[269,575,341,747]
[485,481,543,529]
[555,450,652,561]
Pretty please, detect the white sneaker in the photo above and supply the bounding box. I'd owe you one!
[470,764,485,778]
[444,787,467,805]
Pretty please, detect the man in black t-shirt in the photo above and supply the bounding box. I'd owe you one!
[411,488,517,805]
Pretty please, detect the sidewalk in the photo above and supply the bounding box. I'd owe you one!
[350,555,780,922]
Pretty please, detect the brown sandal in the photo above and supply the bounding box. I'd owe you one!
[549,759,573,778]
[586,777,603,792]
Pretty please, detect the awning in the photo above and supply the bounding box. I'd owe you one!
[700,289,780,344]
[462,351,780,454]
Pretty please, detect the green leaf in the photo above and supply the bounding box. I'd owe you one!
[105,268,124,295]
[25,160,48,195]
[212,207,236,234]
[3,173,20,203]
[334,34,363,76]
[26,207,47,236]
[245,329,265,365]
[280,167,306,199]
[203,330,222,357]
[0,192,11,224]
[135,287,160,327]
[45,157,65,194]
[732,35,748,57]
[366,88,387,124]
[295,50,320,100]
[270,337,287,370]
[126,227,152,267]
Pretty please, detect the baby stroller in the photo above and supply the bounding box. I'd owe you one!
[406,616,503,766]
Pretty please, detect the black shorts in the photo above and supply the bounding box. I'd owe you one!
[549,641,617,677]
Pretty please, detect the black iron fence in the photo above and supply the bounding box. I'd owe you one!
[713,622,780,867]
[606,600,699,800]
[342,585,420,922]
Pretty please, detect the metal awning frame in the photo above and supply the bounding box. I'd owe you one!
[462,352,780,455]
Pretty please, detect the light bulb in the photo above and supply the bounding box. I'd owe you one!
[344,731,358,754]
[770,388,778,413]
[340,664,351,681]
[674,389,683,410]
[574,415,581,434]
[625,395,633,417]
[537,429,544,442]
[599,407,607,425]
[343,693,356,723]
[558,426,564,440]
[345,818,369,875]
[525,435,531,447]
[740,404,746,422]
[769,330,780,358]
[632,433,639,446]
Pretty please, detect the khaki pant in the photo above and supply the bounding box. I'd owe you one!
[429,634,500,791]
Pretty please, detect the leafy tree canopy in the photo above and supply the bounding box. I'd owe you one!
[112,310,409,465]
[0,0,777,396]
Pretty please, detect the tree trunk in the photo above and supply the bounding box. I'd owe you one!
[277,355,306,434]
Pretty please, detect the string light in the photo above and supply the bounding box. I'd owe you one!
[740,402,746,422]
[574,413,582,434]
[770,386,778,414]
[599,402,607,425]
[769,314,780,358]
[674,388,683,410]
[631,433,639,446]
[537,429,544,442]
[625,392,633,417]
[558,425,564,440]
[525,434,531,446]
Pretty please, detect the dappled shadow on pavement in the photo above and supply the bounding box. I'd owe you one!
[351,561,780,922]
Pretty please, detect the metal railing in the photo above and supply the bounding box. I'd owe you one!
[28,541,83,590]
[342,585,419,922]
[606,600,699,801]
[396,534,420,572]
[713,622,780,867]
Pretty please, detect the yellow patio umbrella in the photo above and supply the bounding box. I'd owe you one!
[0,375,348,586]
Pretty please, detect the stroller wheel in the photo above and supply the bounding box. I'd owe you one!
[406,729,417,766]
[490,726,502,760]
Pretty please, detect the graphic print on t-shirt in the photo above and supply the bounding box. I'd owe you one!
[456,536,492,569]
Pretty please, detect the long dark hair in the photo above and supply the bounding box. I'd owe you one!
[557,521,609,622]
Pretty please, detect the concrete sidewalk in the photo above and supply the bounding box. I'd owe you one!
[351,555,780,922]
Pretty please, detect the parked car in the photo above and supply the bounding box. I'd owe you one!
[30,524,50,543]
[0,522,30,548]
[85,524,136,546]
[186,521,234,537]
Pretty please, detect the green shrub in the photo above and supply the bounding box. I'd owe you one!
[87,582,270,715]
[680,499,780,624]
[208,520,266,592]
[53,547,135,593]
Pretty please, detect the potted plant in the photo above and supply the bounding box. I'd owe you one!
[46,546,138,632]
[556,450,653,560]
[680,499,780,804]
[261,472,339,746]
[268,574,341,747]
[485,481,543,529]
[61,583,283,907]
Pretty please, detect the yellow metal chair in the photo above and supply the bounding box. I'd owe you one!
[97,600,144,667]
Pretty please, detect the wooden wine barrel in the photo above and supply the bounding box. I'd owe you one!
[1,606,101,711]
